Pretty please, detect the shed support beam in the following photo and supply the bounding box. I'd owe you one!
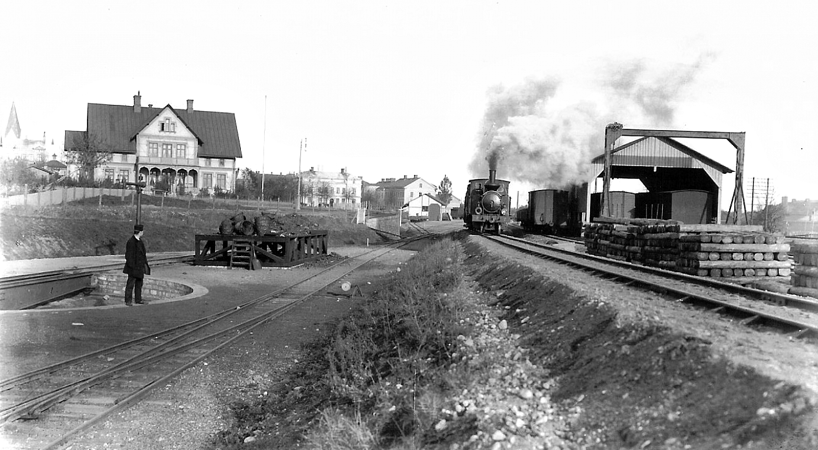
[601,125,747,224]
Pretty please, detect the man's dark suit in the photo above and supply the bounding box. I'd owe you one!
[123,234,149,305]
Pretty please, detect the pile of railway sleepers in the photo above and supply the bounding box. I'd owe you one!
[584,218,793,282]
[675,225,791,281]
[584,218,678,263]
[791,240,818,299]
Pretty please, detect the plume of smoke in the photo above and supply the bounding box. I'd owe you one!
[604,54,715,126]
[469,57,712,188]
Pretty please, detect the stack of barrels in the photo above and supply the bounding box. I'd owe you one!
[791,240,818,299]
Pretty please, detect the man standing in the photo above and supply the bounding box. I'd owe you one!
[123,224,150,306]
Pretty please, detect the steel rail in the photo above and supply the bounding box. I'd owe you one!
[485,235,818,338]
[0,234,434,449]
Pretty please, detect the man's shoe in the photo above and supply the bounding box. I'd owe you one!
[135,301,145,305]
[125,303,133,306]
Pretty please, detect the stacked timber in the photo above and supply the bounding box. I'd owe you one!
[675,225,791,280]
[638,222,685,271]
[790,240,818,299]
[583,222,611,258]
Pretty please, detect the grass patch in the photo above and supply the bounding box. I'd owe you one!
[211,236,473,449]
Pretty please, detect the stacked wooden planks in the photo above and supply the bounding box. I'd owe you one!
[675,225,790,280]
[790,240,818,299]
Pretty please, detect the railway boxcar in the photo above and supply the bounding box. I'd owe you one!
[463,169,510,234]
[520,186,585,236]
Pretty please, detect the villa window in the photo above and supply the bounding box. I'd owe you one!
[176,144,186,158]
[205,158,212,167]
[104,169,115,181]
[149,142,159,157]
[203,173,213,188]
[219,159,225,167]
[162,144,173,158]
[120,154,128,163]
[160,118,176,132]
[217,173,227,190]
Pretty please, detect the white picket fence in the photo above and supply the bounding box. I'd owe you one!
[0,187,132,208]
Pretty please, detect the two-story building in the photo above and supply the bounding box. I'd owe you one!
[64,92,242,195]
[299,167,363,207]
[373,175,438,209]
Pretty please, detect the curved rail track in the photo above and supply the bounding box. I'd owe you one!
[0,253,193,310]
[0,240,420,450]
[485,234,818,339]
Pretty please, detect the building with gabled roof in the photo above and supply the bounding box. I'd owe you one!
[298,166,363,207]
[64,92,242,194]
[369,174,438,209]
[589,136,734,223]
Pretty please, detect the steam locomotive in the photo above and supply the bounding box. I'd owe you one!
[463,169,511,234]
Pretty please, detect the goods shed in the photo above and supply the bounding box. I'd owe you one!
[589,136,733,224]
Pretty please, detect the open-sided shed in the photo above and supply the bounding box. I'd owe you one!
[589,136,734,223]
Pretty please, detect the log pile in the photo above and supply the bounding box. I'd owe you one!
[584,218,793,282]
[675,226,790,280]
[790,240,818,299]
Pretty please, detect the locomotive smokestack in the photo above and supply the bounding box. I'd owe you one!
[486,169,499,191]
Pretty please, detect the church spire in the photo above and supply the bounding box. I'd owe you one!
[5,102,21,139]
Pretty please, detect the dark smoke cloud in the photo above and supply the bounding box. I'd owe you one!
[469,56,713,188]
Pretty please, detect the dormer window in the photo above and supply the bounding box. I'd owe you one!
[160,118,176,133]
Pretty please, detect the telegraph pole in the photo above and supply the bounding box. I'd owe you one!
[296,139,304,211]
[260,95,267,202]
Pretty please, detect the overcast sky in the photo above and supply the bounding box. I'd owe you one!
[2,1,816,209]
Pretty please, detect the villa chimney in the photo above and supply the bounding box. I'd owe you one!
[403,175,407,179]
[187,99,194,113]
[413,174,417,178]
[133,91,142,113]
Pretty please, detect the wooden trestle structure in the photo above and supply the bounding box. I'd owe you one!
[194,231,328,268]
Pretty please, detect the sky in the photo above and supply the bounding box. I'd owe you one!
[1,1,816,210]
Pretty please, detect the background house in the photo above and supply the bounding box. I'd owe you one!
[64,92,242,195]
[299,167,363,207]
[372,175,438,209]
[781,197,818,236]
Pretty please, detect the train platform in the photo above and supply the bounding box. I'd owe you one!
[0,245,407,382]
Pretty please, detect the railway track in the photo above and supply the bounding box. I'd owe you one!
[485,234,818,339]
[0,241,414,450]
[0,253,193,310]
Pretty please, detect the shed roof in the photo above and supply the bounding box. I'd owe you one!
[590,136,732,186]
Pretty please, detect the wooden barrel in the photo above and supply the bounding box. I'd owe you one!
[219,218,234,235]
[235,220,255,236]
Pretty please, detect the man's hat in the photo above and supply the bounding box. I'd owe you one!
[134,224,144,232]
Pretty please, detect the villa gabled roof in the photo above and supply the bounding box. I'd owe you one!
[72,102,241,158]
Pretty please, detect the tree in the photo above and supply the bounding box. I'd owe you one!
[0,157,44,194]
[317,182,333,205]
[259,173,297,202]
[437,175,453,206]
[361,188,381,209]
[236,168,258,198]
[65,132,113,183]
